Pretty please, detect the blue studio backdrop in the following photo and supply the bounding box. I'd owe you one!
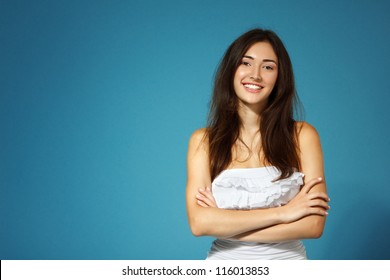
[1,0,390,259]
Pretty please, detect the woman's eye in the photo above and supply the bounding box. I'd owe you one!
[263,65,274,70]
[242,61,251,66]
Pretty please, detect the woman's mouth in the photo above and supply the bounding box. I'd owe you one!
[243,83,264,91]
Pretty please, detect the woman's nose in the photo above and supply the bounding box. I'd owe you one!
[250,67,262,81]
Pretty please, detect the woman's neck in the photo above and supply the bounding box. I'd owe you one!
[238,103,262,134]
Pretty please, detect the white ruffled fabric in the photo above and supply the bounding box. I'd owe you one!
[212,166,304,210]
[207,166,307,260]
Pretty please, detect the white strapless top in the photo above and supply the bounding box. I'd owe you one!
[207,167,307,260]
[212,166,304,210]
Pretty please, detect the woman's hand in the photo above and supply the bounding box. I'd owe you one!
[279,177,330,223]
[196,187,217,208]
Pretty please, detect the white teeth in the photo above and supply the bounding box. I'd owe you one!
[244,84,262,90]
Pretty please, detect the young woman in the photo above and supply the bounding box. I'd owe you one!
[186,29,330,260]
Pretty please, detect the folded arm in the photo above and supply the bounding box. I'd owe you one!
[194,123,329,242]
[186,126,329,240]
[186,129,283,238]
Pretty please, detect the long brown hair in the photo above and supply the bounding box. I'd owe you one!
[207,28,302,181]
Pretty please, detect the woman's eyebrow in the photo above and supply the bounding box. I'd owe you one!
[263,59,277,64]
[243,55,255,60]
[243,56,277,64]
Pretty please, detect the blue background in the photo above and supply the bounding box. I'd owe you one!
[1,0,389,260]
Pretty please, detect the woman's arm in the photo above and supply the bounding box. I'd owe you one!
[186,129,282,238]
[226,122,329,242]
[231,205,327,243]
[186,127,329,239]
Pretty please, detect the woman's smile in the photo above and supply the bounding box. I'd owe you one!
[243,82,264,93]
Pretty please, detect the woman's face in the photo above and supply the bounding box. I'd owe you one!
[233,41,278,113]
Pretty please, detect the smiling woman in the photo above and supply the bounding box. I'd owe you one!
[234,42,278,114]
[186,29,330,260]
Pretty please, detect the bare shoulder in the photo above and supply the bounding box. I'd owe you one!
[189,128,208,147]
[295,121,321,145]
[189,128,208,142]
[188,128,209,155]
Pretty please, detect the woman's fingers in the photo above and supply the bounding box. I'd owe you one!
[202,187,217,207]
[301,177,330,203]
[281,176,330,222]
[308,198,330,210]
[308,206,329,216]
[196,187,217,207]
[301,177,323,193]
[307,191,330,202]
[197,199,210,208]
[302,182,330,212]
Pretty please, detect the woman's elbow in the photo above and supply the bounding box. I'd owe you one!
[309,227,324,239]
[190,226,204,237]
[305,217,326,239]
[188,216,208,237]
